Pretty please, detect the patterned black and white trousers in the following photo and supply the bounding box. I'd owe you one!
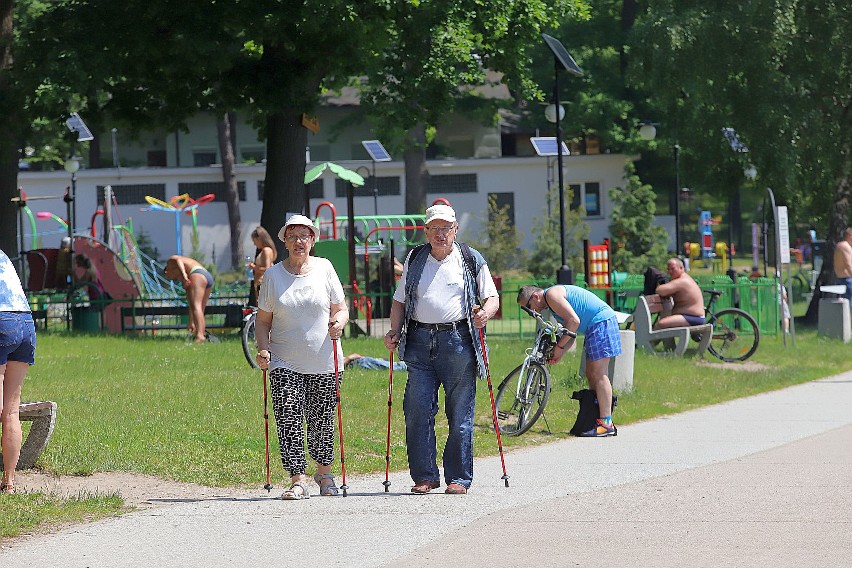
[269,367,339,476]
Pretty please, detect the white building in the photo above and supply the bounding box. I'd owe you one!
[16,107,674,271]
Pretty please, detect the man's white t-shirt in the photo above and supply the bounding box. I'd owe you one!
[393,247,498,324]
[258,257,345,374]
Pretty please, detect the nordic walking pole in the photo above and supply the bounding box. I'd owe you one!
[383,351,395,492]
[478,325,510,487]
[332,338,349,497]
[261,368,272,492]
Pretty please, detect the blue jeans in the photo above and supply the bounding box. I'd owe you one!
[402,326,477,489]
[0,312,36,365]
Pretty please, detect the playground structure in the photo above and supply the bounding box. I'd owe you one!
[140,192,215,256]
[312,200,429,336]
[13,184,222,333]
[684,210,730,272]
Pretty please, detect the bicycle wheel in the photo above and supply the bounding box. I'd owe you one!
[494,362,551,436]
[242,312,259,369]
[708,308,760,362]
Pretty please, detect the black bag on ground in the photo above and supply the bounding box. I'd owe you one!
[569,389,618,436]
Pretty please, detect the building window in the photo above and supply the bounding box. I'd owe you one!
[568,182,602,217]
[335,176,400,198]
[192,150,217,167]
[584,182,601,216]
[147,151,167,167]
[428,173,477,194]
[179,181,246,202]
[487,192,515,226]
[241,146,266,164]
[97,184,166,206]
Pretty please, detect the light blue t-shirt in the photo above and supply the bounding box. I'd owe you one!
[0,250,31,312]
[544,285,615,335]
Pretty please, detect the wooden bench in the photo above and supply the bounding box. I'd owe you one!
[0,401,57,470]
[633,295,712,357]
[120,304,244,332]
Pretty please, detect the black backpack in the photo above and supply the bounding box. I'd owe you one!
[569,389,618,436]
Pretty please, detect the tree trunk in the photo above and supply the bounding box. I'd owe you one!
[261,110,307,260]
[403,124,429,216]
[217,113,243,269]
[0,0,21,258]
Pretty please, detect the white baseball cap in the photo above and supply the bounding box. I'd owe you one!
[425,204,456,225]
[277,214,320,242]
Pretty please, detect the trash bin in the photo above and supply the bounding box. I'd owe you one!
[818,298,850,342]
[71,307,101,332]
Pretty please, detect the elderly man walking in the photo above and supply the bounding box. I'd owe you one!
[384,204,500,495]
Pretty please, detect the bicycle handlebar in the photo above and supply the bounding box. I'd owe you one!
[520,305,577,338]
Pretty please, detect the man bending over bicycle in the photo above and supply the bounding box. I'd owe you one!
[517,285,620,437]
[654,258,705,329]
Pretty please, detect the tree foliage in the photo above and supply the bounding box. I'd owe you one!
[464,194,526,275]
[527,184,589,280]
[609,162,669,273]
[630,0,852,245]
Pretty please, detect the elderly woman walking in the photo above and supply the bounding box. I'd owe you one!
[254,215,349,500]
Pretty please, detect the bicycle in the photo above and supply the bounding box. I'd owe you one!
[703,289,760,362]
[494,305,576,436]
[241,306,259,369]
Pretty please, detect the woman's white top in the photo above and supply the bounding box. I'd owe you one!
[0,250,30,312]
[258,257,345,374]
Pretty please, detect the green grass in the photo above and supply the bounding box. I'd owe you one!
[0,492,125,539]
[7,327,851,539]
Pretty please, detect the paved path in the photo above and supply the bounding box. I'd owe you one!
[2,372,852,567]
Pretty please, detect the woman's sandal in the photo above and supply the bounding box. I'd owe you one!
[0,482,15,495]
[281,481,310,500]
[313,473,339,496]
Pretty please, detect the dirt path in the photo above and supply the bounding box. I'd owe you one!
[13,471,258,509]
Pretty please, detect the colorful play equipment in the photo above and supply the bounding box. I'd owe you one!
[584,239,611,288]
[141,192,215,255]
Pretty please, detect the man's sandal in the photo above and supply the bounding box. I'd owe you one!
[313,473,339,496]
[281,481,310,500]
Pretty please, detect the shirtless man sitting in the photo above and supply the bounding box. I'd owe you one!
[834,227,852,306]
[653,257,705,329]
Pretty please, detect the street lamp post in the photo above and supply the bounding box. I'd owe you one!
[542,34,583,285]
[63,155,80,331]
[638,122,682,255]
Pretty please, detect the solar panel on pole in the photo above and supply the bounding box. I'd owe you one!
[361,140,392,162]
[530,137,570,157]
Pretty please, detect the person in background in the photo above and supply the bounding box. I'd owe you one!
[654,257,706,329]
[163,255,213,343]
[255,215,349,500]
[74,253,107,310]
[517,284,620,437]
[833,227,852,307]
[1,249,37,494]
[343,353,407,371]
[384,204,499,495]
[55,237,73,289]
[248,226,277,307]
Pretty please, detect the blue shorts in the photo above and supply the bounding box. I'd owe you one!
[0,312,36,365]
[837,277,852,302]
[584,317,622,361]
[681,313,706,326]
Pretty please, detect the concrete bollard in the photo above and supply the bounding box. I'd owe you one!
[818,298,851,343]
